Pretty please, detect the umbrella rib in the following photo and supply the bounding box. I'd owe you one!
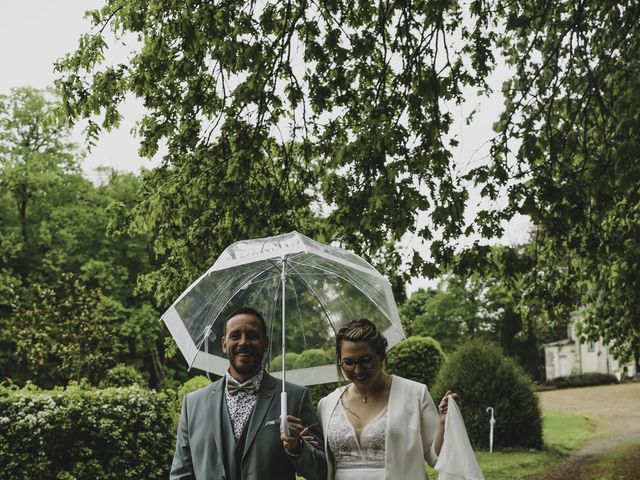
[285,262,341,335]
[188,264,283,366]
[287,277,307,348]
[286,259,391,321]
[189,255,303,369]
[182,264,279,329]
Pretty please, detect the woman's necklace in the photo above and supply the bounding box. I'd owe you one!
[340,375,390,418]
[361,375,389,403]
[340,387,361,418]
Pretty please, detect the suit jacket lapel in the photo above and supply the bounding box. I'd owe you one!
[242,372,276,459]
[209,378,225,455]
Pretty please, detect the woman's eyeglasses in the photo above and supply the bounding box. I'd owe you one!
[339,355,377,371]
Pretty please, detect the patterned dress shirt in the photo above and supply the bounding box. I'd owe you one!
[224,369,264,439]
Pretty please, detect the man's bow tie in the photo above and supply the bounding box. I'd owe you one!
[227,378,257,396]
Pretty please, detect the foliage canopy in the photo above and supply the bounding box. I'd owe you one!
[55,0,497,306]
[54,1,640,360]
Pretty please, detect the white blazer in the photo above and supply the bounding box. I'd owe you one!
[317,375,440,480]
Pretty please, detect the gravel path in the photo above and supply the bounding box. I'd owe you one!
[526,382,640,480]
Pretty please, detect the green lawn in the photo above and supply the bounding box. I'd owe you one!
[298,413,594,480]
[425,413,595,480]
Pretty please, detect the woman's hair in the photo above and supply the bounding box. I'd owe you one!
[335,318,388,363]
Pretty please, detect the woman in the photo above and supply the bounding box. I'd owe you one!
[315,318,456,480]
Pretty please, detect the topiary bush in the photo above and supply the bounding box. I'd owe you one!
[177,375,211,403]
[294,348,333,368]
[0,382,175,479]
[267,352,301,372]
[386,336,445,388]
[432,339,543,450]
[172,375,212,426]
[293,348,337,409]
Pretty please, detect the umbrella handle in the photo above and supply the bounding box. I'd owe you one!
[280,392,290,436]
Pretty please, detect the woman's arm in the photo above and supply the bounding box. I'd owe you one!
[420,385,441,466]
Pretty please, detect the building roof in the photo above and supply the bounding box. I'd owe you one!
[544,338,574,347]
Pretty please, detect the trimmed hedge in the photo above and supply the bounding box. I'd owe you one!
[432,339,543,450]
[0,383,175,479]
[268,352,301,372]
[269,349,336,409]
[545,372,619,389]
[297,349,338,409]
[294,348,333,368]
[386,336,445,388]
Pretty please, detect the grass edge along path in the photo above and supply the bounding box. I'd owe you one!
[528,440,640,480]
[424,413,595,480]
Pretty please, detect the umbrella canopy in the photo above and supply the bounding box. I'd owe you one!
[161,231,405,385]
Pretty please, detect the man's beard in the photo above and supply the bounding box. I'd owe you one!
[230,347,263,374]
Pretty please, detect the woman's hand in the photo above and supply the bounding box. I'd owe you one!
[301,426,320,447]
[438,390,461,422]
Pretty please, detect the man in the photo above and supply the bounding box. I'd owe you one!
[170,307,326,480]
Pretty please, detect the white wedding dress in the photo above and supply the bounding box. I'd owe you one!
[326,403,388,480]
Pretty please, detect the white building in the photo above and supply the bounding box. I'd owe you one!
[544,312,636,381]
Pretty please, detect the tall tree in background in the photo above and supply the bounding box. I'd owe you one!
[470,1,640,362]
[55,0,496,307]
[0,88,171,388]
[0,87,79,280]
[402,244,565,381]
[400,276,491,353]
[55,0,640,362]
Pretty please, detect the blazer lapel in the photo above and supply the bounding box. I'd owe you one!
[209,378,225,454]
[321,387,342,434]
[242,372,276,459]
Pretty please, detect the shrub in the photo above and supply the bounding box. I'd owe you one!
[177,375,212,402]
[100,363,149,388]
[0,383,175,479]
[432,339,543,450]
[386,336,445,388]
[295,348,337,409]
[172,375,212,428]
[267,352,301,372]
[295,348,333,368]
[545,372,619,389]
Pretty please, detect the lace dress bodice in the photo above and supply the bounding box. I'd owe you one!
[327,401,387,470]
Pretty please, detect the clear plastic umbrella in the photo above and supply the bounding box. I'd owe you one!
[161,231,405,433]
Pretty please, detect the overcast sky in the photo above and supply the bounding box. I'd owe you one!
[0,0,158,180]
[1,1,531,290]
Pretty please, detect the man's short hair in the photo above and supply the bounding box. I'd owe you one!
[223,307,268,337]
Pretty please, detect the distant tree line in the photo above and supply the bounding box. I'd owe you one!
[0,87,185,389]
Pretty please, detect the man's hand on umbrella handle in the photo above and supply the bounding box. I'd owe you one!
[281,415,304,454]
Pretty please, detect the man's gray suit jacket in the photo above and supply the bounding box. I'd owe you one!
[170,372,326,480]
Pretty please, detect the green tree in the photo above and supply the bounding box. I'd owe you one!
[402,276,492,353]
[55,0,640,362]
[468,1,640,361]
[9,274,127,388]
[0,87,80,280]
[402,253,559,381]
[55,0,498,308]
[0,88,169,388]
